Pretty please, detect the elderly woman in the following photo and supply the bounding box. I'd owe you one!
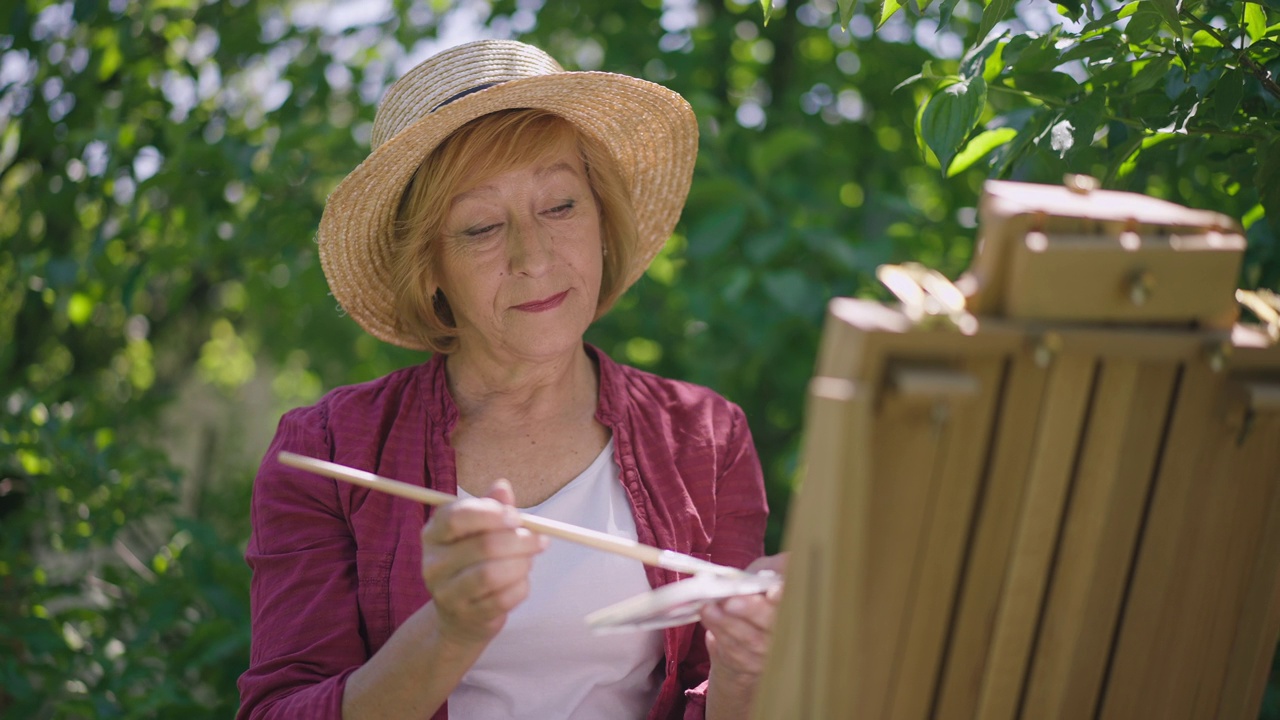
[237,40,776,720]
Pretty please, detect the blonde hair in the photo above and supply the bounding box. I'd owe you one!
[390,109,638,354]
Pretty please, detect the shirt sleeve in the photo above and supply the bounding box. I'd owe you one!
[236,406,364,720]
[682,402,769,718]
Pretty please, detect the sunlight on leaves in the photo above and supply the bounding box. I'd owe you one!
[920,78,987,174]
[271,350,322,406]
[124,339,156,391]
[197,319,256,392]
[881,0,903,26]
[948,127,1018,176]
[1243,3,1266,41]
[647,233,687,286]
[839,181,865,207]
[624,337,663,366]
[67,293,93,326]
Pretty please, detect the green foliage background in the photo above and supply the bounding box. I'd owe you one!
[1,0,1277,716]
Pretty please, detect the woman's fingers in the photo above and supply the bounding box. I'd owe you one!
[422,496,520,545]
[419,478,547,644]
[703,596,775,656]
[422,524,544,586]
[431,555,535,615]
[485,477,516,506]
[745,551,789,577]
[442,551,534,600]
[702,578,783,680]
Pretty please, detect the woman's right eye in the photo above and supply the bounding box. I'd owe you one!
[463,223,500,238]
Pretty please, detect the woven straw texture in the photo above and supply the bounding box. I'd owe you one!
[318,40,698,350]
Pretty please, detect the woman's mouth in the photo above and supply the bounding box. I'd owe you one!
[513,290,569,312]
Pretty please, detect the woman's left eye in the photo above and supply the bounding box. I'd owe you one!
[542,200,575,217]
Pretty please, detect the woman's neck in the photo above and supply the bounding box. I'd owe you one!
[444,344,597,423]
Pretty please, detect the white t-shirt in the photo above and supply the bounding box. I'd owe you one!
[450,439,664,719]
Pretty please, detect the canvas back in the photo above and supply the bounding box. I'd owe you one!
[753,179,1279,720]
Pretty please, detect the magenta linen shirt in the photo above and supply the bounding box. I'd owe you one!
[236,345,768,720]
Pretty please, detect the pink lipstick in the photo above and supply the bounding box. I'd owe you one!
[513,290,568,312]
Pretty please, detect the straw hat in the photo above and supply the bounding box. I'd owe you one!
[318,39,699,350]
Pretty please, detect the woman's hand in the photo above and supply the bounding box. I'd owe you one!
[419,479,548,646]
[701,553,788,718]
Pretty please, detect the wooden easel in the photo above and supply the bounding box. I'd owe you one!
[754,178,1280,719]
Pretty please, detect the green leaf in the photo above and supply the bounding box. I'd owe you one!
[1123,55,1173,95]
[1124,5,1166,43]
[1083,2,1138,34]
[839,0,856,28]
[1059,34,1126,64]
[960,30,1006,81]
[1056,0,1086,22]
[939,0,962,25]
[991,112,1051,178]
[947,127,1018,176]
[978,0,1017,44]
[893,72,928,93]
[894,62,948,93]
[760,0,771,24]
[1190,28,1224,46]
[919,77,988,174]
[1008,71,1082,102]
[1112,133,1177,180]
[1252,38,1280,54]
[1091,57,1136,87]
[1146,0,1183,37]
[1244,2,1266,41]
[1060,93,1106,154]
[880,0,903,27]
[1007,28,1065,73]
[1211,70,1245,126]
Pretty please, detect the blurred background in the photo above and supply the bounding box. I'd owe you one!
[2,0,1277,716]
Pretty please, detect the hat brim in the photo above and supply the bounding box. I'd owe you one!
[318,71,698,351]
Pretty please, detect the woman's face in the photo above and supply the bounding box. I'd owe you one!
[435,137,603,365]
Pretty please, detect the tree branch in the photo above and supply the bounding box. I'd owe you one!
[1181,10,1280,101]
[987,84,1265,139]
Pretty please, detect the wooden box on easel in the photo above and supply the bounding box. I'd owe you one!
[753,178,1280,720]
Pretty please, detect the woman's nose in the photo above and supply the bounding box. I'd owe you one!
[507,216,554,277]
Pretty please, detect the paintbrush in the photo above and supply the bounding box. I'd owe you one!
[277,451,754,580]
